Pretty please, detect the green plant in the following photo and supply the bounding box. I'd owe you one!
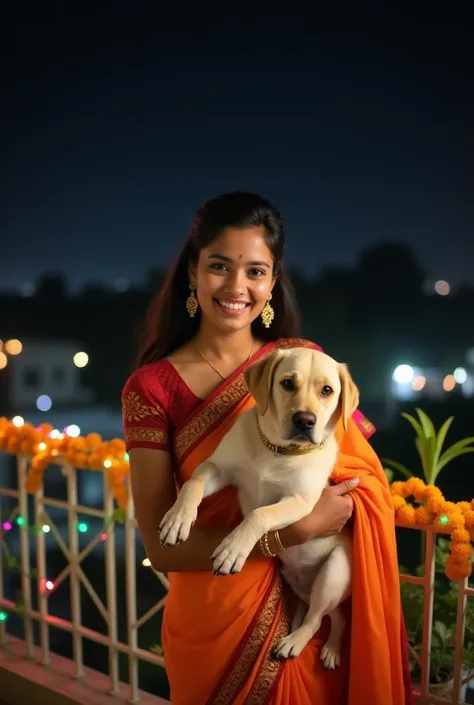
[383,408,474,485]
[401,538,474,685]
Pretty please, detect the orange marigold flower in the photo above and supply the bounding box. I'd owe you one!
[404,477,426,497]
[86,432,102,449]
[452,528,471,543]
[72,452,89,469]
[392,495,406,511]
[462,511,474,530]
[19,440,33,455]
[26,468,43,494]
[415,506,435,525]
[397,503,416,525]
[446,513,465,530]
[446,555,472,581]
[457,501,472,514]
[390,481,406,496]
[450,543,473,561]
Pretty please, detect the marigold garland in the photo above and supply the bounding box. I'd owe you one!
[1,417,473,579]
[0,417,129,509]
[391,478,473,581]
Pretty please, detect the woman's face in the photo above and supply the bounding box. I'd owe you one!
[190,226,276,334]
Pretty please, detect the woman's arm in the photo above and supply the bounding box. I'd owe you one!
[130,448,357,572]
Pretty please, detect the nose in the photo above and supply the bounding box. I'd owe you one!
[292,411,316,431]
[225,269,247,296]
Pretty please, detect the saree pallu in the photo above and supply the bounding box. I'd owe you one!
[161,339,413,705]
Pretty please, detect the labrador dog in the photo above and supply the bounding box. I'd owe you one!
[159,347,359,668]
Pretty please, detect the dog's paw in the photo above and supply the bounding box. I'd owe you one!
[211,532,253,575]
[159,501,196,547]
[320,642,341,671]
[272,629,310,660]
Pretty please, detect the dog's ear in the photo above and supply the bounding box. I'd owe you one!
[338,363,359,430]
[244,350,284,415]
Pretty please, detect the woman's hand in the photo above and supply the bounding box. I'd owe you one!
[287,479,360,544]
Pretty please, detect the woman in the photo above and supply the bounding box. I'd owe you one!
[122,192,413,705]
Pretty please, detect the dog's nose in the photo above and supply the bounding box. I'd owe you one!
[292,411,316,430]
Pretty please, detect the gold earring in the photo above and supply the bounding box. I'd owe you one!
[261,294,274,328]
[186,282,199,318]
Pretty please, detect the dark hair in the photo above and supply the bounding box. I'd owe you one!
[136,191,301,367]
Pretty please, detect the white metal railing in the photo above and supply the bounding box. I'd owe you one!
[0,455,168,704]
[0,455,472,704]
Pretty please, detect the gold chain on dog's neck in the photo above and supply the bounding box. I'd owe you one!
[256,416,325,455]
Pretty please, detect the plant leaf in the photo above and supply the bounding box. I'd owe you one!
[416,408,436,439]
[433,416,454,466]
[383,468,394,483]
[435,446,474,479]
[401,412,424,440]
[381,459,413,479]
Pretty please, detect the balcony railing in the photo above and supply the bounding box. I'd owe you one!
[0,453,472,705]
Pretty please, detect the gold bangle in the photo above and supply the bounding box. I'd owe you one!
[259,532,277,557]
[273,530,285,553]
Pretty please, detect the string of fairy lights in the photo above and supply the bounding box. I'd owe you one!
[0,503,135,622]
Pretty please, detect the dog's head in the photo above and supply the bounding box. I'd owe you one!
[244,348,359,446]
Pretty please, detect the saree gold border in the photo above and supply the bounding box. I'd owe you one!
[210,574,284,705]
[243,583,291,705]
[175,338,314,463]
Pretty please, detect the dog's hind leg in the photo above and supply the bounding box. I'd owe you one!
[273,545,351,664]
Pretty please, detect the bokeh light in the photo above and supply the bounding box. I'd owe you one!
[73,352,89,368]
[5,339,22,355]
[443,375,456,392]
[36,394,52,412]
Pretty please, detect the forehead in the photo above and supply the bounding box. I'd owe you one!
[277,349,339,382]
[201,227,272,259]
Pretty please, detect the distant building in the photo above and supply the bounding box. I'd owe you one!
[0,338,93,415]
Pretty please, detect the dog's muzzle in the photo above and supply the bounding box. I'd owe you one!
[291,411,316,441]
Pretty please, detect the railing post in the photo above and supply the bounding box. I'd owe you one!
[17,455,34,658]
[126,486,139,704]
[103,473,120,695]
[66,464,84,679]
[420,528,436,705]
[452,576,468,704]
[35,485,50,665]
[0,501,5,645]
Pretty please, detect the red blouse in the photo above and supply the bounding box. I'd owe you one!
[121,360,201,453]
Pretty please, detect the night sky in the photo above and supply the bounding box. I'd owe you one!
[4,6,474,293]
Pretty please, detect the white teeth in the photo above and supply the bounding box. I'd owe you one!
[218,300,247,310]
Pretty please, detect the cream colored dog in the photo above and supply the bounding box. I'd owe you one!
[159,347,359,668]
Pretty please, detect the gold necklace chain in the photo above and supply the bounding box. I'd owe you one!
[196,340,255,380]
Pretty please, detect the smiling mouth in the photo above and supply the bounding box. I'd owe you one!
[214,299,251,314]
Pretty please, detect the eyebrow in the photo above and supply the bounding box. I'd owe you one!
[207,254,271,268]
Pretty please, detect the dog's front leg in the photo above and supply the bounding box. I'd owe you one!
[159,461,224,546]
[211,494,312,576]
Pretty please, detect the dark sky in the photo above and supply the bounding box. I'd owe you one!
[4,6,474,293]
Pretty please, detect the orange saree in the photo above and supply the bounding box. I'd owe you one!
[155,338,412,705]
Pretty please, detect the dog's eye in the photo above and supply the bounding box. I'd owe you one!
[280,378,295,391]
[321,385,333,396]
